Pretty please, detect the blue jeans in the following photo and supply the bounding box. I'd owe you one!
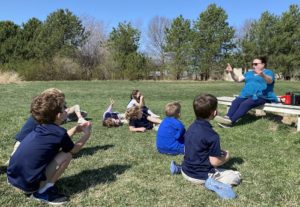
[227,97,267,124]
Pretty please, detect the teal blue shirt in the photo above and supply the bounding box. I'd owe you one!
[239,69,278,102]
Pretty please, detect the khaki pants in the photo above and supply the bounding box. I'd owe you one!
[182,168,241,186]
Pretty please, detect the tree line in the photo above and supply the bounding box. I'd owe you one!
[0,4,299,80]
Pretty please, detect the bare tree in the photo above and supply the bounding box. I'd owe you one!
[146,16,171,66]
[235,19,255,39]
[78,15,109,78]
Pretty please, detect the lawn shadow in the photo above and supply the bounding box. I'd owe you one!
[234,114,261,126]
[0,165,7,175]
[236,113,296,129]
[59,164,131,195]
[222,157,244,170]
[74,144,114,159]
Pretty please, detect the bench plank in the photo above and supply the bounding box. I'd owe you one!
[217,96,300,132]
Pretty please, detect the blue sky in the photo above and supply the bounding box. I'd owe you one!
[1,0,298,27]
[0,0,299,50]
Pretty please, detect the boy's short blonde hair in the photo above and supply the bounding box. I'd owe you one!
[165,102,181,117]
[125,106,142,120]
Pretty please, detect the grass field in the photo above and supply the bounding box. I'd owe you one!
[0,80,300,207]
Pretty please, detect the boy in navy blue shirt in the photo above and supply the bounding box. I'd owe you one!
[7,88,92,205]
[5,88,88,165]
[171,94,241,186]
[156,102,185,155]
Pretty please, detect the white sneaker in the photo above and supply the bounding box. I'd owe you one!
[153,124,160,131]
[214,116,232,125]
[77,118,87,124]
[217,123,232,128]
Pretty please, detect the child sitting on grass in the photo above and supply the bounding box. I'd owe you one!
[156,102,185,155]
[171,94,241,186]
[103,98,127,127]
[7,88,92,205]
[127,89,160,118]
[126,106,161,132]
[5,88,88,165]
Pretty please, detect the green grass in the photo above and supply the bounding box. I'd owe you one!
[0,80,300,206]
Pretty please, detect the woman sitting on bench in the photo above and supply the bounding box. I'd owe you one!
[215,56,278,128]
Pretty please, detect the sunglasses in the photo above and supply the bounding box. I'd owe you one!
[252,63,263,66]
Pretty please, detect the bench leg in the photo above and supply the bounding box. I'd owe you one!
[226,106,230,113]
[297,116,300,132]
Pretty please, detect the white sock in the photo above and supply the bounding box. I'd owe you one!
[38,182,54,194]
[148,109,159,117]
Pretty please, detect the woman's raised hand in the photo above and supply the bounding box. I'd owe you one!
[225,63,233,73]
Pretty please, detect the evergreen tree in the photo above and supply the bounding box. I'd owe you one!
[164,15,191,79]
[275,4,300,78]
[0,21,20,64]
[192,4,235,80]
[19,18,43,60]
[108,22,143,79]
[241,11,279,70]
[36,9,87,59]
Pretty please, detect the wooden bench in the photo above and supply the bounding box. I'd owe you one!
[217,96,300,132]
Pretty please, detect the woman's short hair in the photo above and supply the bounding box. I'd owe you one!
[254,56,267,67]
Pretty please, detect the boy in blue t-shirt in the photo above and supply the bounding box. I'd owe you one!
[7,88,92,205]
[156,102,185,155]
[171,94,241,186]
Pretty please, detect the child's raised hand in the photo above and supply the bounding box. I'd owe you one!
[110,98,115,106]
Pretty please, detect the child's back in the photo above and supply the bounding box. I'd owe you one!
[180,94,241,186]
[156,117,185,155]
[182,118,221,180]
[156,102,185,155]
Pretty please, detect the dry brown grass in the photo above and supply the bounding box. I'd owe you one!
[0,71,22,84]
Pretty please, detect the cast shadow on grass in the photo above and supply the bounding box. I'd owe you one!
[236,113,296,130]
[73,144,114,159]
[0,165,7,175]
[234,114,261,126]
[59,164,131,195]
[222,157,244,170]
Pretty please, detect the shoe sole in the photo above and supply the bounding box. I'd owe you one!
[217,123,232,128]
[31,195,67,206]
[214,116,232,125]
[170,161,177,175]
[205,178,236,199]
